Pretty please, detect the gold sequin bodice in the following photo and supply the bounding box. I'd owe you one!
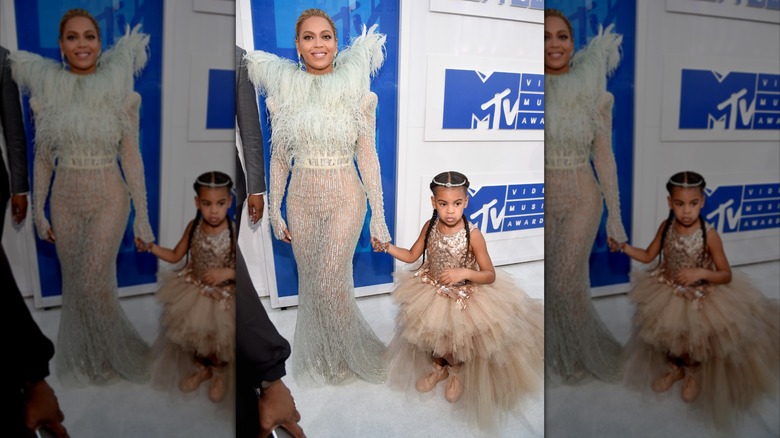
[657,223,714,287]
[187,223,236,292]
[422,220,478,279]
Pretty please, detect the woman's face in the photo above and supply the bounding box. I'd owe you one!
[295,16,337,75]
[59,16,100,75]
[544,16,573,75]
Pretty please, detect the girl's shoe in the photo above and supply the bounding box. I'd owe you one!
[415,362,448,393]
[179,364,212,393]
[444,365,464,402]
[208,373,228,402]
[681,374,699,402]
[652,364,684,393]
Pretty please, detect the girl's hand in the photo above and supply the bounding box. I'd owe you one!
[203,268,232,286]
[439,268,469,286]
[370,237,389,252]
[675,268,704,286]
[282,229,292,244]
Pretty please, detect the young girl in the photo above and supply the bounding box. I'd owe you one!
[144,171,237,404]
[373,171,544,430]
[610,171,779,429]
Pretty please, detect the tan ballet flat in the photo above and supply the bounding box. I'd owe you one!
[208,373,228,402]
[179,364,212,393]
[652,365,684,393]
[681,375,699,403]
[444,365,464,403]
[415,362,448,393]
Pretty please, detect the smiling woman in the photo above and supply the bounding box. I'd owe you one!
[9,8,155,386]
[294,9,337,75]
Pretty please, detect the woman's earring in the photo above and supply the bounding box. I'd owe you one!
[333,50,338,67]
[61,51,68,69]
[297,53,305,71]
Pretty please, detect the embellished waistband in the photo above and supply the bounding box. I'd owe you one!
[544,155,589,169]
[57,155,117,169]
[415,269,476,310]
[294,155,354,169]
[651,269,709,310]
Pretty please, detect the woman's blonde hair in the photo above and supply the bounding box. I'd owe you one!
[295,8,337,41]
[59,8,101,41]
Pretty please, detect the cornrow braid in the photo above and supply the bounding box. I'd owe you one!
[461,213,470,266]
[657,209,675,268]
[418,209,439,270]
[182,211,202,269]
[698,212,707,264]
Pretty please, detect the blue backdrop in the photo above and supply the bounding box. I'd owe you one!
[249,0,399,298]
[14,0,162,299]
[546,0,635,288]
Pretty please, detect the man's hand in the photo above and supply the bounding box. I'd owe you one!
[258,379,305,438]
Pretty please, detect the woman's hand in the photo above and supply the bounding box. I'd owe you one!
[135,237,149,252]
[607,237,624,252]
[439,268,469,286]
[370,237,389,253]
[45,228,56,244]
[281,229,292,244]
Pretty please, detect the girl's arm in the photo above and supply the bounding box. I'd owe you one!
[148,221,193,264]
[439,228,496,286]
[203,267,236,286]
[373,220,429,263]
[676,228,732,286]
[610,220,665,264]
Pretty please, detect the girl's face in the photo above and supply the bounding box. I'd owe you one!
[544,16,573,75]
[59,16,100,75]
[195,187,231,228]
[431,187,469,230]
[295,16,337,75]
[667,187,705,228]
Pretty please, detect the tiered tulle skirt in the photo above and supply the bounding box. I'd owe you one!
[624,270,780,429]
[386,272,544,430]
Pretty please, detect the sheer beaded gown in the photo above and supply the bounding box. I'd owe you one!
[245,25,390,385]
[544,26,628,384]
[624,222,780,429]
[10,27,154,385]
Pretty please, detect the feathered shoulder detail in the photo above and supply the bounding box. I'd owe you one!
[9,24,149,96]
[334,24,386,81]
[568,24,622,91]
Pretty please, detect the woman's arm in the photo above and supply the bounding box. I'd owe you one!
[119,92,155,244]
[592,91,627,243]
[148,221,193,264]
[29,98,55,243]
[265,98,292,242]
[355,92,391,243]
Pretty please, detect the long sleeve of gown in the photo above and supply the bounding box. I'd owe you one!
[29,98,53,240]
[355,92,390,243]
[119,91,154,243]
[591,91,627,243]
[267,98,290,240]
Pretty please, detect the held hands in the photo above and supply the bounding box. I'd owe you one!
[134,238,153,253]
[23,380,69,438]
[370,237,390,253]
[11,194,28,224]
[607,237,625,253]
[258,380,305,438]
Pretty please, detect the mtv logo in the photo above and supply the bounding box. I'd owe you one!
[679,69,760,130]
[466,185,508,234]
[443,69,540,130]
[703,185,744,234]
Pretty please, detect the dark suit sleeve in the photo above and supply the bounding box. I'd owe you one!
[235,46,266,196]
[0,47,30,194]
